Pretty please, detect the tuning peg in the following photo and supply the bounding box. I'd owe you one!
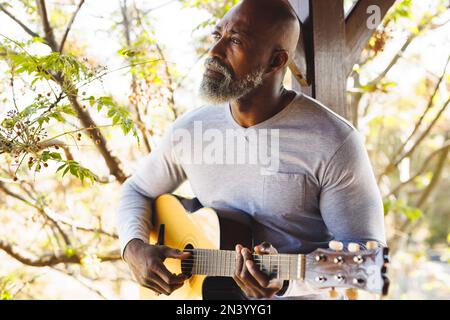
[329,240,344,251]
[328,287,339,299]
[383,247,390,263]
[348,242,360,252]
[366,241,378,250]
[345,288,358,300]
[382,275,390,296]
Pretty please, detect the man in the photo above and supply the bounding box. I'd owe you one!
[117,0,385,299]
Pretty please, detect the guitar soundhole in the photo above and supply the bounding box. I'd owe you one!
[181,244,194,278]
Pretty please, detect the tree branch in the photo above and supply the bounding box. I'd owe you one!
[378,53,450,180]
[344,0,395,75]
[63,90,128,183]
[387,140,450,196]
[385,54,450,168]
[416,144,450,209]
[0,4,40,38]
[134,4,179,119]
[0,239,121,267]
[0,180,72,246]
[44,208,118,239]
[30,0,128,183]
[36,0,58,51]
[366,7,448,88]
[379,96,450,181]
[0,179,118,239]
[59,0,85,53]
[121,0,152,154]
[51,267,109,299]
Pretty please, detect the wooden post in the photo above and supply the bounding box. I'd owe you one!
[310,0,347,118]
[287,0,396,121]
[288,0,313,97]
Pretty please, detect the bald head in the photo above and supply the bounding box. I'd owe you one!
[227,0,300,60]
[199,0,301,104]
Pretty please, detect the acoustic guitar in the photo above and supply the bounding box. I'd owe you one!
[140,194,390,300]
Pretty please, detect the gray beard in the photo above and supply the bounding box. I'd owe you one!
[199,67,265,105]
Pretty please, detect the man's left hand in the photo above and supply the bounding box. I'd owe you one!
[233,241,284,299]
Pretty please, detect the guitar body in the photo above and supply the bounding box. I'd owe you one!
[139,194,390,299]
[140,194,252,300]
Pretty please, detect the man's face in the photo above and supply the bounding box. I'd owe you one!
[199,8,271,104]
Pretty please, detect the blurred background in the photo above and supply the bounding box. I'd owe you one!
[0,0,448,299]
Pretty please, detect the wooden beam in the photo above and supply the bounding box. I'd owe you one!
[310,0,347,118]
[288,27,309,87]
[288,0,313,96]
[345,0,395,75]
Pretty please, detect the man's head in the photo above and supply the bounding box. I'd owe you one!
[199,0,300,104]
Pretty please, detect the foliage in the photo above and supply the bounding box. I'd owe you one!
[0,0,448,300]
[0,35,140,182]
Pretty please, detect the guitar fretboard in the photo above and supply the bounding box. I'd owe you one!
[182,248,306,280]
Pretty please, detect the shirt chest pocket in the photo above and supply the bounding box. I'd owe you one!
[262,172,306,218]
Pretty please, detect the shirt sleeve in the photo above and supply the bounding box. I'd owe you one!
[319,130,386,246]
[116,125,187,257]
[279,131,385,299]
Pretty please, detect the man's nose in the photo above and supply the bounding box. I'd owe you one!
[208,37,226,61]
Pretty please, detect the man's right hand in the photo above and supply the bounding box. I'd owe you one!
[123,239,190,296]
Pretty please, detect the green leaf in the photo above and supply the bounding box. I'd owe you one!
[107,109,116,117]
[69,165,78,177]
[118,48,139,57]
[89,96,95,106]
[1,119,15,129]
[41,151,50,162]
[112,114,121,125]
[62,166,70,177]
[49,152,62,161]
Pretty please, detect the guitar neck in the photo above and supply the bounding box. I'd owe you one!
[182,248,307,280]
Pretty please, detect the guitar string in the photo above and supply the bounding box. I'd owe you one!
[174,250,372,282]
[173,249,363,268]
[177,255,317,262]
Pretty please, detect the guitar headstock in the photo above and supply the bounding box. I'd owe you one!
[305,241,390,297]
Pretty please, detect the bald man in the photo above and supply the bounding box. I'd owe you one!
[117,0,385,299]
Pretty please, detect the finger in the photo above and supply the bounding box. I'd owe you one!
[254,242,277,255]
[235,244,244,276]
[142,278,169,296]
[235,247,256,288]
[163,246,191,260]
[232,275,259,298]
[237,247,255,282]
[153,262,187,285]
[232,275,249,293]
[246,259,270,287]
[240,248,266,295]
[147,272,183,295]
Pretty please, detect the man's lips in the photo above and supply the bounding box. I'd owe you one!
[205,68,225,79]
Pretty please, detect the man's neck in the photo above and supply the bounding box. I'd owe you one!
[229,84,296,128]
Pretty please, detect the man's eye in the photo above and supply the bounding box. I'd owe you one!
[212,32,221,40]
[231,38,241,45]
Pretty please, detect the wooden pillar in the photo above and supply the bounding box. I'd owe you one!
[289,0,347,119]
[287,0,396,121]
[288,0,313,97]
[310,0,347,118]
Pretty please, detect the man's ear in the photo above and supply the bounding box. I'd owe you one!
[267,49,289,73]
